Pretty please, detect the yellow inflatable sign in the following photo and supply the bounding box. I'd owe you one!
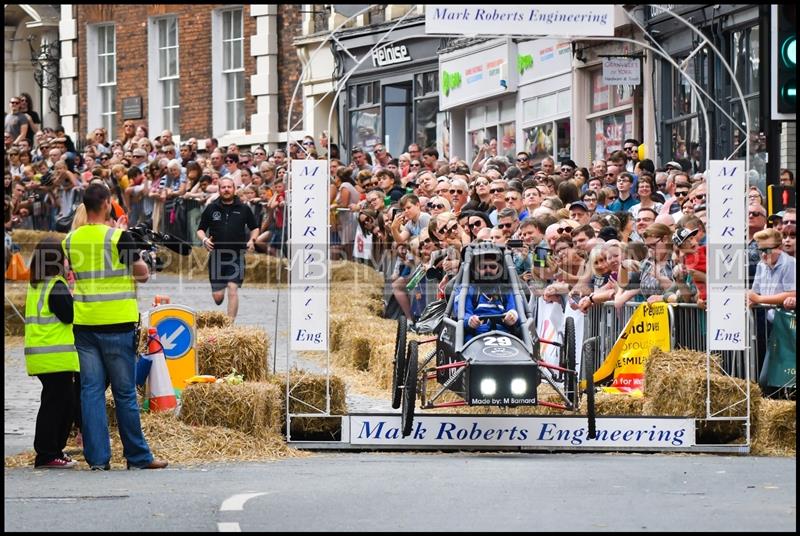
[593,302,671,396]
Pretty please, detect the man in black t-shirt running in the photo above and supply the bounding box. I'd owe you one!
[196,177,259,321]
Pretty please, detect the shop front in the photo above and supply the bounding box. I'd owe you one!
[439,38,519,165]
[334,21,441,162]
[516,39,574,168]
[571,39,644,167]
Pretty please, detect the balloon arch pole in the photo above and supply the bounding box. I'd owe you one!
[283,5,753,443]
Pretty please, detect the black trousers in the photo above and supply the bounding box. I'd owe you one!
[34,371,80,466]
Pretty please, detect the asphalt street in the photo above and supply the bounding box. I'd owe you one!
[4,275,796,532]
[4,453,796,531]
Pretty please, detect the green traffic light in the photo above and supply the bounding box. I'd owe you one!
[782,36,796,67]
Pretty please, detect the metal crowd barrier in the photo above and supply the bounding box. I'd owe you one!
[582,301,789,383]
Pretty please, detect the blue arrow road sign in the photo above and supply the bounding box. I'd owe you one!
[155,317,193,359]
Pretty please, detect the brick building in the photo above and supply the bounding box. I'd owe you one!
[59,4,303,150]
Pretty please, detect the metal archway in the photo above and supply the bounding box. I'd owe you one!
[282,4,753,450]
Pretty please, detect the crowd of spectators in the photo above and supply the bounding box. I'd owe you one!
[4,95,796,329]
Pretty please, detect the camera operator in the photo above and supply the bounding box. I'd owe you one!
[61,183,167,470]
[196,176,259,321]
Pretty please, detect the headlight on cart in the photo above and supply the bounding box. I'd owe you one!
[480,378,497,396]
[510,378,527,396]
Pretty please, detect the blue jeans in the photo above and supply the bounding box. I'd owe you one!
[75,330,153,467]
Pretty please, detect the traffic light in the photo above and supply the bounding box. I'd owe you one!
[772,4,796,120]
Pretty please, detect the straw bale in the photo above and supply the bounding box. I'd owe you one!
[5,411,306,469]
[8,230,65,264]
[268,371,348,437]
[179,381,282,439]
[329,313,352,353]
[196,326,269,381]
[751,399,796,456]
[196,310,233,329]
[105,387,147,429]
[594,392,645,416]
[338,317,397,371]
[331,284,384,317]
[330,260,384,286]
[369,342,397,391]
[4,286,27,336]
[643,348,760,442]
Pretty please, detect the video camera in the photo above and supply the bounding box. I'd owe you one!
[128,223,192,272]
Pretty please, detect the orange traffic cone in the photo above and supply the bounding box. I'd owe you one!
[145,328,177,413]
[152,294,171,307]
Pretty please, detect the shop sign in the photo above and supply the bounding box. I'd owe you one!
[439,40,517,110]
[371,44,412,68]
[426,5,616,37]
[518,39,572,84]
[602,57,641,86]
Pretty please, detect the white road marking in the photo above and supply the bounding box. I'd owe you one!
[220,492,268,511]
[217,522,241,532]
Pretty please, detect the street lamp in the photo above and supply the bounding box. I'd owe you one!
[27,36,60,114]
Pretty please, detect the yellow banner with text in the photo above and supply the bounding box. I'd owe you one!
[593,302,671,396]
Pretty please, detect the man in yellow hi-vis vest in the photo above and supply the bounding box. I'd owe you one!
[63,183,167,470]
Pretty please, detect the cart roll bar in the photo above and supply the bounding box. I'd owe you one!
[455,246,472,323]
[504,249,534,352]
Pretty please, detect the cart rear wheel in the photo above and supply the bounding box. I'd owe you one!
[563,317,578,408]
[401,341,419,438]
[391,317,408,409]
[583,351,596,439]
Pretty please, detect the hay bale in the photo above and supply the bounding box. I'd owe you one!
[196,326,269,381]
[330,260,384,286]
[595,392,645,416]
[643,348,760,442]
[105,386,147,429]
[4,285,27,336]
[369,342,397,391]
[751,399,796,456]
[6,411,305,469]
[338,317,397,371]
[268,371,348,437]
[196,311,232,329]
[9,230,66,264]
[179,381,282,439]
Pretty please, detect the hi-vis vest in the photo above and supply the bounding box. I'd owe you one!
[24,275,79,375]
[62,224,138,325]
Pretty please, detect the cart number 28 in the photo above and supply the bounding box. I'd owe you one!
[484,336,512,346]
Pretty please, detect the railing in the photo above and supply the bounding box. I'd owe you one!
[582,301,792,384]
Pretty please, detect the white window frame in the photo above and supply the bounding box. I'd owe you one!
[148,16,180,136]
[87,24,117,140]
[212,7,246,136]
[521,88,572,164]
[465,97,516,163]
[586,67,636,161]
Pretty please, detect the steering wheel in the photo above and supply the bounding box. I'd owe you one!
[469,312,508,332]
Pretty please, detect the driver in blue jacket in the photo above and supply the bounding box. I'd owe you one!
[458,252,520,338]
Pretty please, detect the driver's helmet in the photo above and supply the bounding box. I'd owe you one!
[470,243,505,284]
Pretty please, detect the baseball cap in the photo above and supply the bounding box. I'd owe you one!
[768,210,786,222]
[569,201,589,212]
[665,161,683,171]
[133,148,147,157]
[672,226,699,247]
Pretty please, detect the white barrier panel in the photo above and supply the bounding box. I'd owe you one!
[350,415,695,449]
[289,159,329,351]
[706,160,747,351]
[425,6,616,37]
